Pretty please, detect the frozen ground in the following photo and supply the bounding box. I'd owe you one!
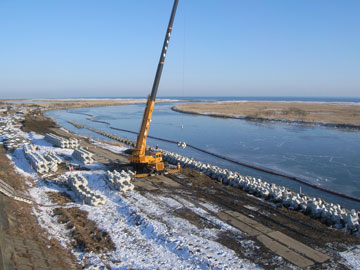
[4,131,360,269]
[6,134,262,269]
[339,246,360,270]
[91,140,128,154]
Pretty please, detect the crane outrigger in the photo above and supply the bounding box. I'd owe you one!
[130,0,179,174]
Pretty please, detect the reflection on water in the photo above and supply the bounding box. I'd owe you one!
[46,103,360,210]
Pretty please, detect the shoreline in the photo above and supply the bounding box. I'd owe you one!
[3,97,360,130]
[172,106,360,130]
[172,101,360,129]
[1,101,360,268]
[51,109,360,209]
[0,98,194,112]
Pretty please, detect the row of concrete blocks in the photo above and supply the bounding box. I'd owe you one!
[0,179,33,204]
[0,117,30,151]
[95,132,136,147]
[162,151,360,233]
[3,137,30,151]
[45,133,80,149]
[72,148,94,165]
[0,120,12,135]
[106,170,135,192]
[68,174,106,206]
[23,143,62,174]
[66,122,360,232]
[67,122,137,148]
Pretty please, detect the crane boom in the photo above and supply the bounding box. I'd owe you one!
[150,0,179,101]
[130,0,179,172]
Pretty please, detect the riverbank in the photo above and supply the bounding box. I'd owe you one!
[1,98,191,111]
[172,101,360,128]
[1,102,360,268]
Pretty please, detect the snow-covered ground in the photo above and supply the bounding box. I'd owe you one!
[91,140,127,154]
[6,133,261,269]
[3,129,360,269]
[339,246,360,270]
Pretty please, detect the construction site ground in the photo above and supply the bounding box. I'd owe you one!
[0,145,81,270]
[1,114,359,269]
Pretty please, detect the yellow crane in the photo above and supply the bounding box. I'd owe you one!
[130,0,179,174]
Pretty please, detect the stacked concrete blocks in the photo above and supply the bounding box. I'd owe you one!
[72,148,94,165]
[0,116,30,151]
[23,143,61,173]
[0,179,32,204]
[162,150,360,234]
[44,152,62,165]
[68,174,106,206]
[106,170,134,192]
[68,137,80,148]
[45,133,80,148]
[43,152,62,172]
[25,150,50,174]
[23,143,36,154]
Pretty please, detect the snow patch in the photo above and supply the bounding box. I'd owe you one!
[5,131,262,269]
[339,245,360,270]
[92,141,128,154]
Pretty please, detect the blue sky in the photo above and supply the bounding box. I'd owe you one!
[1,0,359,98]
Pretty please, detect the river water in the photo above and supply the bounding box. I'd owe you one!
[46,100,360,210]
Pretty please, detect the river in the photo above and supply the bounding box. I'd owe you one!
[46,100,360,210]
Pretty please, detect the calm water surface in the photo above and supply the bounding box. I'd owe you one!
[46,102,360,210]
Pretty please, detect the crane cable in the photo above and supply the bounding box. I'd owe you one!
[178,0,186,150]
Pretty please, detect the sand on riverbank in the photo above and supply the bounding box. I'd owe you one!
[173,101,360,127]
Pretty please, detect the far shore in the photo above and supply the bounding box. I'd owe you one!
[0,98,193,111]
[172,101,360,128]
[2,98,360,128]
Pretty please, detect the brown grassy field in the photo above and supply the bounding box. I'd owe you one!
[173,101,360,126]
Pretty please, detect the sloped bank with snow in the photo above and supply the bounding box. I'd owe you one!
[2,128,261,269]
[161,150,360,234]
[65,120,360,234]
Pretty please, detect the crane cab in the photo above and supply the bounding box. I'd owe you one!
[130,150,165,173]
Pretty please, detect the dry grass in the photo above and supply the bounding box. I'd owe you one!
[0,146,81,269]
[1,98,187,111]
[173,101,360,126]
[52,207,115,253]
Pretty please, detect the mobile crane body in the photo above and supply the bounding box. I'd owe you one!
[130,0,179,173]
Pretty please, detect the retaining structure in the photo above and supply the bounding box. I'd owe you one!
[67,120,360,234]
[162,150,360,233]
